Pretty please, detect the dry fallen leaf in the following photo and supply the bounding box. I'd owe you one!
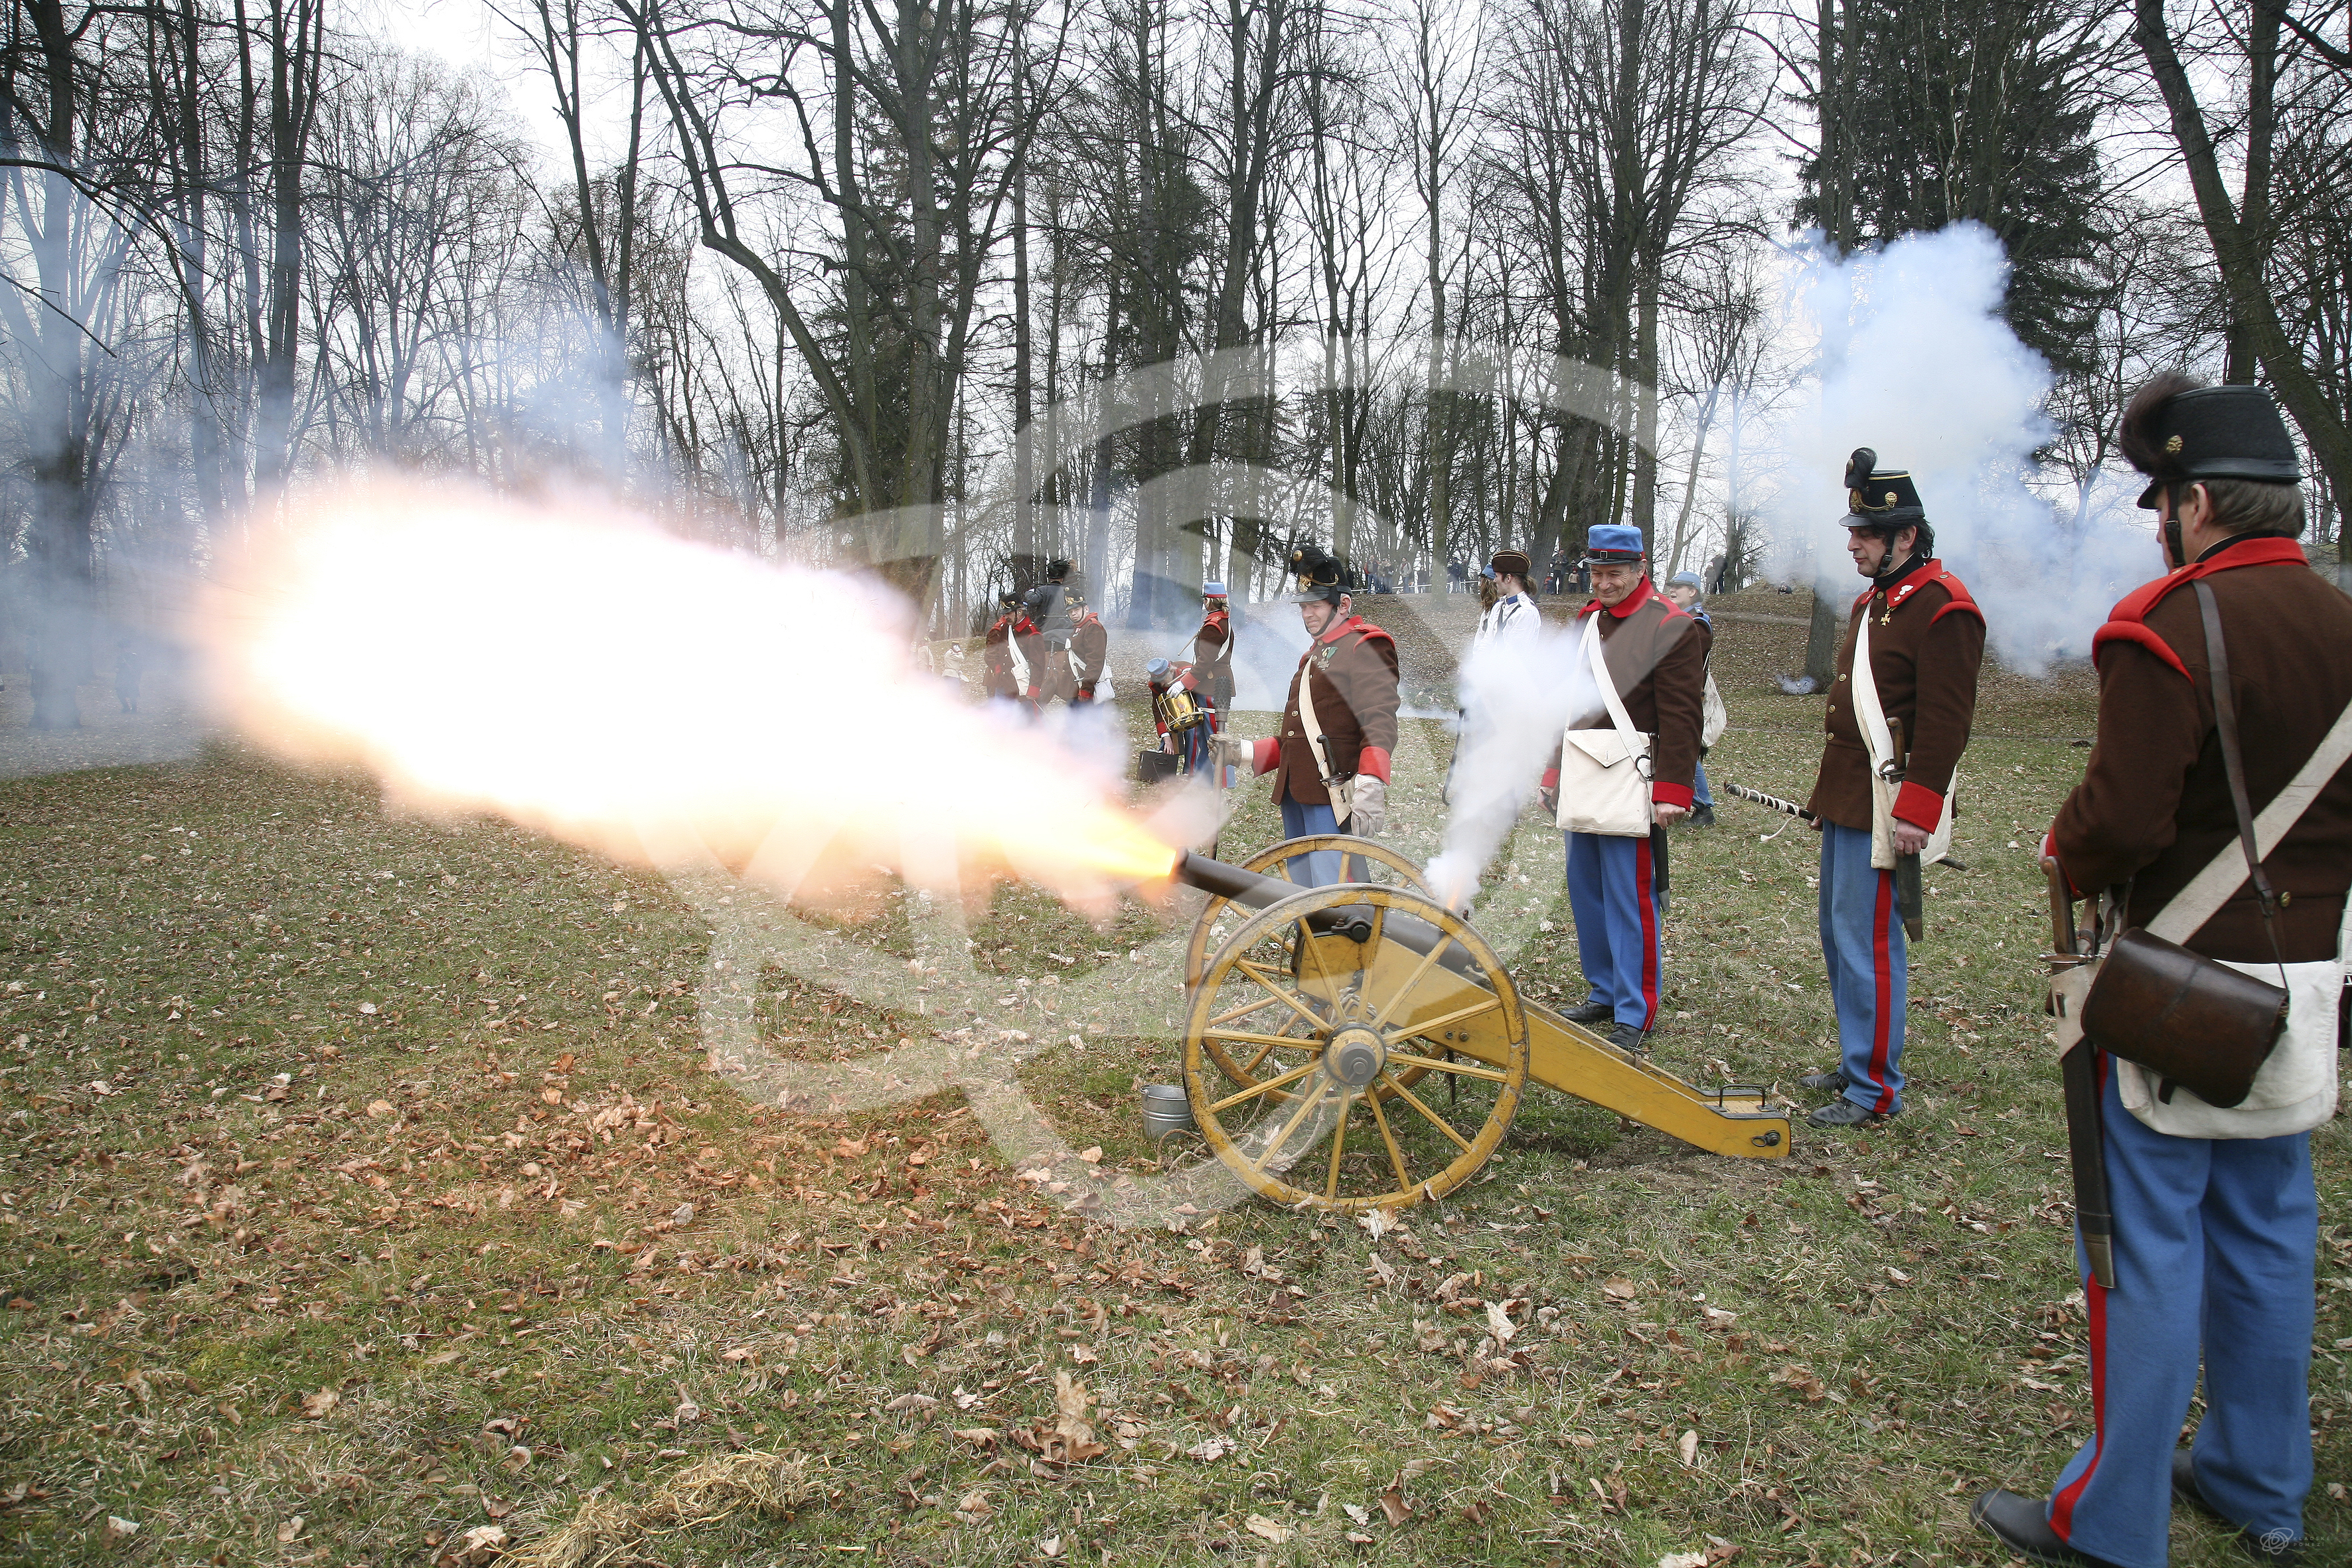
[1601,1277,1638,1300]
[435,1524,509,1567]
[1484,1300,1519,1344]
[299,1387,339,1419]
[103,1517,138,1544]
[1659,1553,1709,1568]
[275,1517,305,1544]
[1678,1430,1699,1467]
[1183,1435,1236,1462]
[884,1392,939,1413]
[1245,1514,1296,1543]
[1377,1487,1411,1526]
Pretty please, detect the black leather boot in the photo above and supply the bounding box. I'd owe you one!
[1968,1490,2123,1568]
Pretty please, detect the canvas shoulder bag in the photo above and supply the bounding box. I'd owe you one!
[1850,607,1955,871]
[1553,613,1654,837]
[1293,641,1355,825]
[2069,580,2352,1137]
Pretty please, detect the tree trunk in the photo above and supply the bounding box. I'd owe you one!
[2137,0,2352,536]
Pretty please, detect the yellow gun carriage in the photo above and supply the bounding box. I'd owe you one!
[1168,836,1790,1214]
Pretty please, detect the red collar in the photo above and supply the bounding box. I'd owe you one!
[1855,555,1940,609]
[2092,536,2310,678]
[2108,536,2308,625]
[1316,613,1364,645]
[1579,576,1657,620]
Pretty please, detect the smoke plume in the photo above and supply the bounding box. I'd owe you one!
[1751,223,2157,671]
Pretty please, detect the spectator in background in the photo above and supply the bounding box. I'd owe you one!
[1664,572,1721,827]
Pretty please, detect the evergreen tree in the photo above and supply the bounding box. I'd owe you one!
[1798,0,2115,374]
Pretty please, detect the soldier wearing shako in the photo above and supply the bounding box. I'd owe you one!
[1973,378,2348,1568]
[1069,589,1109,704]
[1248,544,1399,886]
[1193,582,1236,723]
[1796,451,1984,1129]
[1536,524,1707,1056]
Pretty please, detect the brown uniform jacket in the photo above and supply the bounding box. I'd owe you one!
[1251,615,1399,806]
[2053,534,2352,962]
[1545,577,1710,810]
[1071,613,1108,693]
[1194,609,1234,704]
[982,615,1018,698]
[1806,556,1986,833]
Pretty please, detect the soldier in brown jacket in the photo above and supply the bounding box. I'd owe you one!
[1249,545,1399,885]
[1535,523,1707,1054]
[1796,451,1985,1128]
[980,591,1022,704]
[1069,591,1109,703]
[1194,582,1235,721]
[1973,378,2345,1568]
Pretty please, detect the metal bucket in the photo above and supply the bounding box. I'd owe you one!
[1140,1083,1196,1144]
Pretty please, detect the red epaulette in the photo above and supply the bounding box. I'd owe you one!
[1926,570,1983,626]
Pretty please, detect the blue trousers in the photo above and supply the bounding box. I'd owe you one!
[2045,1055,2314,1567]
[1279,798,1344,886]
[1563,828,1664,1030]
[1818,822,1906,1113]
[1692,757,1715,809]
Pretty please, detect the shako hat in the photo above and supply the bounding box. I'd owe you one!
[1279,544,1348,605]
[2119,377,2302,509]
[997,589,1020,609]
[1489,549,1532,581]
[1043,558,1072,582]
[1842,448,1926,526]
[1579,523,1646,566]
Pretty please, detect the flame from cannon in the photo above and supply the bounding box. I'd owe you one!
[193,479,1184,909]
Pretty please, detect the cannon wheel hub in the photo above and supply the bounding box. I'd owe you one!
[1327,1026,1386,1087]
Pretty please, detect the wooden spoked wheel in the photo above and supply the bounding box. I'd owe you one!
[1183,836,1432,1095]
[1181,884,1529,1214]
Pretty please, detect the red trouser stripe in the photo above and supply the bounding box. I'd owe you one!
[1634,833,1660,1029]
[1866,868,1897,1112]
[2049,1273,2111,1537]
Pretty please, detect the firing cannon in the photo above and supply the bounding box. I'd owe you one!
[1164,836,1790,1214]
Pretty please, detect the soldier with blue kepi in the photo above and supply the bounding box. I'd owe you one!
[1796,451,1985,1129]
[1971,376,2351,1568]
[1537,523,1707,1055]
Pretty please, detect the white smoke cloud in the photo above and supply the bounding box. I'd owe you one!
[1751,223,2159,672]
[1422,623,1609,913]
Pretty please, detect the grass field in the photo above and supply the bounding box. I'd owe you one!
[1,591,2344,1567]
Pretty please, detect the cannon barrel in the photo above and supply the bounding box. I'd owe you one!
[1174,848,1472,972]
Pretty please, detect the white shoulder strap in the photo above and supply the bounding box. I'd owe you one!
[2149,696,2352,943]
[1580,613,1644,743]
[1295,643,1340,785]
[1849,598,1894,772]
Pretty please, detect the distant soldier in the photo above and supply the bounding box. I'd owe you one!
[114,631,143,715]
[981,591,1022,702]
[1663,571,1721,827]
[1974,377,2348,1568]
[1193,581,1236,722]
[1447,548,1542,806]
[1537,524,1707,1055]
[1069,590,1109,703]
[1797,449,1984,1129]
[1473,550,1539,651]
[1145,657,1216,779]
[1248,544,1399,884]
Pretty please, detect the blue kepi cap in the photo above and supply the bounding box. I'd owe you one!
[1202,581,1227,597]
[1579,524,1646,566]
